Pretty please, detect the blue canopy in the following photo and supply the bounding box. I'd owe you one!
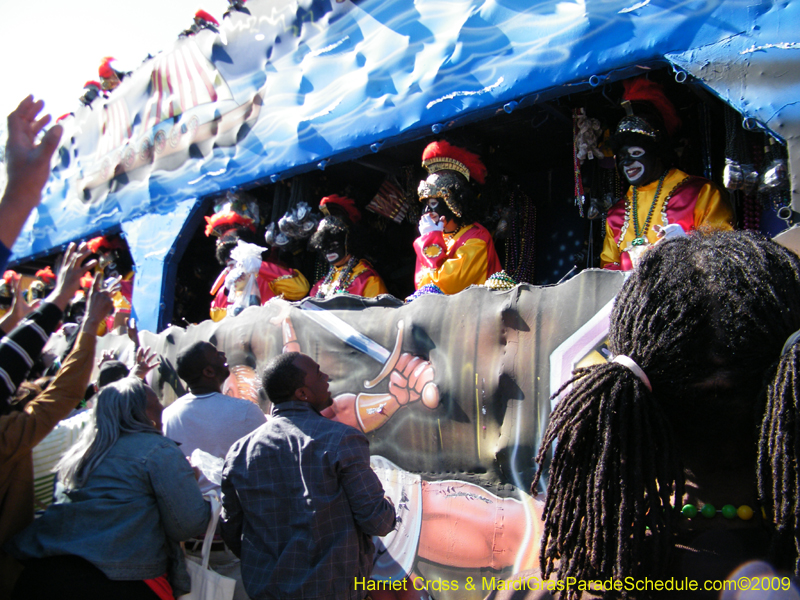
[13,0,799,331]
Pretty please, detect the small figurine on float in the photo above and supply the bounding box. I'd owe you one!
[413,140,502,294]
[87,234,134,332]
[27,267,57,305]
[179,9,220,38]
[80,81,104,107]
[206,191,309,321]
[98,57,128,92]
[224,0,250,17]
[600,77,734,270]
[308,207,388,299]
[0,271,20,318]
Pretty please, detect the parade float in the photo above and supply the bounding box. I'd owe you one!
[15,1,800,596]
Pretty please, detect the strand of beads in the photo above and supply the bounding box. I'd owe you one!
[504,187,536,283]
[316,256,359,298]
[680,503,754,520]
[630,171,667,246]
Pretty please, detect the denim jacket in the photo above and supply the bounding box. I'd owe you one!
[9,431,210,594]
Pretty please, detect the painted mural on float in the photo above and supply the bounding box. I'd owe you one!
[88,270,623,598]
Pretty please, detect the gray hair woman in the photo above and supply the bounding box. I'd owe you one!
[10,376,209,600]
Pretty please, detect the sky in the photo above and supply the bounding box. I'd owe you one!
[0,0,236,131]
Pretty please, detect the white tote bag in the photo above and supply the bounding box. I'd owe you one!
[179,494,236,600]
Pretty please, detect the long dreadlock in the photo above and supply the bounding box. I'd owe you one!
[533,230,800,597]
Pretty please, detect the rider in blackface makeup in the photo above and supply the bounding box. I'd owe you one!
[413,141,501,294]
[600,78,734,271]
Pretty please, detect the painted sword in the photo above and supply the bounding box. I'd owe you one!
[300,304,404,388]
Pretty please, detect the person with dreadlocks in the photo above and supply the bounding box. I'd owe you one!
[414,140,501,294]
[309,213,388,299]
[498,231,800,600]
[600,78,733,271]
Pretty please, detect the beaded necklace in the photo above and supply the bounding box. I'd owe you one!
[630,171,668,247]
[505,187,536,284]
[316,256,359,298]
[680,502,756,521]
[443,224,463,239]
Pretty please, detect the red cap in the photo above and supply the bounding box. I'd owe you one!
[98,57,118,79]
[35,266,56,283]
[421,141,487,184]
[320,195,361,224]
[88,235,125,254]
[195,9,219,25]
[204,211,255,237]
[622,77,681,138]
[80,272,95,290]
[84,80,102,90]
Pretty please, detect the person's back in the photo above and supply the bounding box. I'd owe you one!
[9,376,209,599]
[163,390,265,460]
[12,429,207,579]
[163,340,265,493]
[221,352,395,600]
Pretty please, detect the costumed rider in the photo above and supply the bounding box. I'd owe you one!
[207,191,309,321]
[87,234,134,332]
[179,9,220,37]
[600,78,734,270]
[98,57,128,92]
[0,271,19,318]
[80,81,104,107]
[308,211,388,299]
[414,140,502,294]
[223,0,249,17]
[27,267,56,306]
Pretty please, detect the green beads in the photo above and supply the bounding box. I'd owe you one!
[700,504,716,518]
[681,502,754,520]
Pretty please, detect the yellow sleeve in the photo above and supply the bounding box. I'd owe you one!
[693,184,734,231]
[361,275,388,298]
[418,238,489,294]
[269,270,310,301]
[209,307,227,322]
[600,219,621,268]
[112,289,130,312]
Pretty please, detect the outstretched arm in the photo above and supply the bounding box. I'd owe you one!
[0,96,63,254]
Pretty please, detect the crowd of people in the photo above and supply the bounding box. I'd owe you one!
[0,67,796,600]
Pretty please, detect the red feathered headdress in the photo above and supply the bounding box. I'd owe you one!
[88,235,125,254]
[622,78,681,138]
[320,195,361,224]
[195,10,219,25]
[35,266,56,283]
[204,211,255,237]
[3,270,19,285]
[98,57,118,79]
[80,272,95,290]
[421,141,487,184]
